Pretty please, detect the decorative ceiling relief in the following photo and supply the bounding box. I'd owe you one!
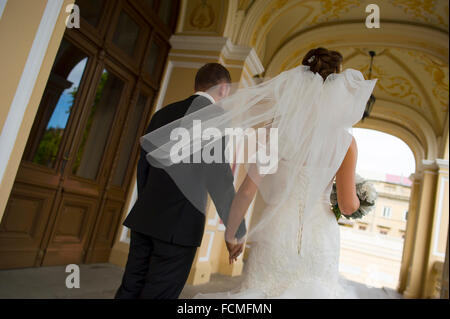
[362,64,423,108]
[190,0,215,29]
[180,0,226,35]
[389,0,449,30]
[346,48,445,133]
[406,51,449,112]
[308,0,360,25]
[343,51,423,110]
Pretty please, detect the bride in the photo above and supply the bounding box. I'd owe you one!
[143,47,377,299]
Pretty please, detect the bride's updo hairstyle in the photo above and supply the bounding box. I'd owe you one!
[302,47,343,81]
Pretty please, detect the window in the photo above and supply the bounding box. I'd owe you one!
[403,211,408,221]
[377,225,390,235]
[358,225,367,231]
[29,40,88,168]
[72,69,124,180]
[382,206,392,219]
[112,10,141,57]
[77,0,106,27]
[158,0,175,25]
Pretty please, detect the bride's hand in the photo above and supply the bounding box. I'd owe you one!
[226,242,244,264]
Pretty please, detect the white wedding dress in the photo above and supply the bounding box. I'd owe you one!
[193,159,359,299]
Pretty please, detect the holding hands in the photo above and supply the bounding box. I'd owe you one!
[225,241,244,264]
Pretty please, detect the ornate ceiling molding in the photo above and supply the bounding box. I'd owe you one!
[266,21,448,76]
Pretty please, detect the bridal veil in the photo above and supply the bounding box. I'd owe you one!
[140,65,377,255]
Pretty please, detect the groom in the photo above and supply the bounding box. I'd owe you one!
[115,63,247,299]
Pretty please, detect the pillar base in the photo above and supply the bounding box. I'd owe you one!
[403,288,420,299]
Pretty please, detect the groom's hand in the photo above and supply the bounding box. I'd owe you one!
[226,242,244,264]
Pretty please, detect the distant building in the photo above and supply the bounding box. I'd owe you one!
[338,173,411,289]
[338,175,411,239]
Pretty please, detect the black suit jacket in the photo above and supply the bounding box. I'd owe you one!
[123,95,247,247]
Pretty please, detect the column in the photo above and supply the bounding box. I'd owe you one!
[403,160,439,298]
[398,172,422,293]
[423,159,449,297]
[441,225,449,299]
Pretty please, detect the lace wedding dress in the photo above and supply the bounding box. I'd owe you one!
[193,159,359,299]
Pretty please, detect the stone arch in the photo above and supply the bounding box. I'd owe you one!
[234,0,273,45]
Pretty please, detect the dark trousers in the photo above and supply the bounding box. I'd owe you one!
[114,230,197,299]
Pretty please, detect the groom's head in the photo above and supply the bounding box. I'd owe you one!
[195,63,231,102]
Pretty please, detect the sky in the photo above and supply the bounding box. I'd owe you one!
[47,58,87,129]
[352,128,415,179]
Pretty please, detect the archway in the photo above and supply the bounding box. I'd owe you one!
[338,128,416,290]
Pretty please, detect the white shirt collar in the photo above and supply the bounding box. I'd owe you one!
[194,91,216,104]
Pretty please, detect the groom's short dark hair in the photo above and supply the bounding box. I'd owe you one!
[195,63,231,91]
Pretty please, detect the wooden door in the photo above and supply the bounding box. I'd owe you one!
[0,0,178,269]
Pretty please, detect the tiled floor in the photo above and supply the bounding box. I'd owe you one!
[0,263,402,299]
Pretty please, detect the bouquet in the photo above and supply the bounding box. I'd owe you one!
[330,174,377,221]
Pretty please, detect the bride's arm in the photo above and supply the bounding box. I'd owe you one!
[224,164,261,243]
[335,136,360,215]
